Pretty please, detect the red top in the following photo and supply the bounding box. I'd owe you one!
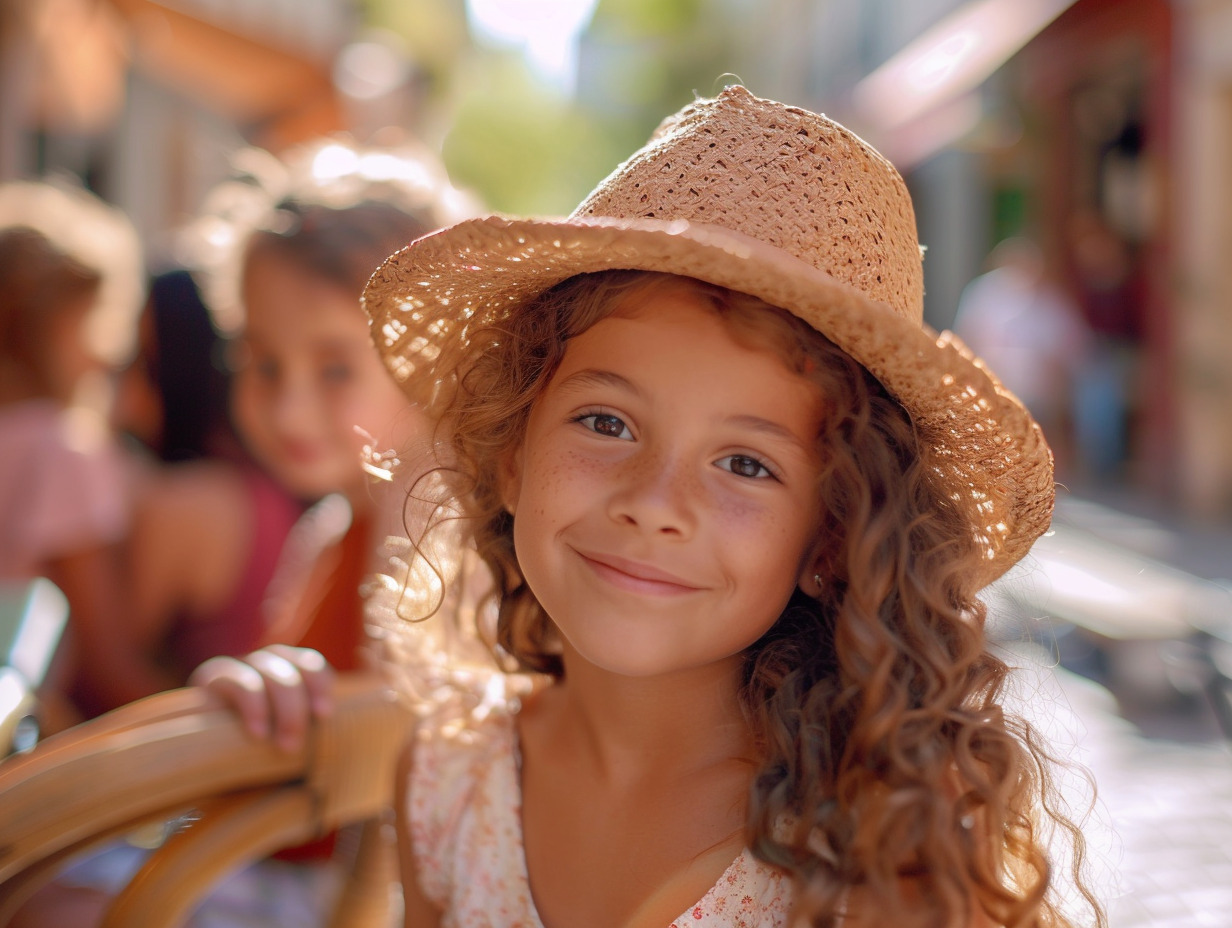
[270,511,371,863]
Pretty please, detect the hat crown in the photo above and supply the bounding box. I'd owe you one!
[574,86,924,323]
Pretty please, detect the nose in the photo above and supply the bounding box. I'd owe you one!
[272,380,319,434]
[607,449,698,538]
[250,371,316,436]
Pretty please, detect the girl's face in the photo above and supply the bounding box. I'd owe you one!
[505,280,827,679]
[232,250,422,503]
[43,291,104,404]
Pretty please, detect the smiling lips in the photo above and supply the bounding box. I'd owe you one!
[276,437,325,465]
[576,549,702,596]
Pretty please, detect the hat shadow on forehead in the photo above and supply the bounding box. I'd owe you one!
[363,85,1055,587]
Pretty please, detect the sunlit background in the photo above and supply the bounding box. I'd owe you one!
[4,1,1232,925]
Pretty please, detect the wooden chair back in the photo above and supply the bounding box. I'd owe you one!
[0,672,414,928]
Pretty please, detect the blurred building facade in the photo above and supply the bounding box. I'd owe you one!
[1172,0,1232,520]
[0,0,429,265]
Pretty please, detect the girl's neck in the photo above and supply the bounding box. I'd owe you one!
[342,486,375,516]
[544,644,757,784]
[0,365,49,406]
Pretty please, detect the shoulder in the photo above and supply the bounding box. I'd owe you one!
[127,461,259,609]
[140,457,247,500]
[0,399,66,440]
[671,848,794,927]
[1,402,127,484]
[397,701,523,908]
[406,704,519,821]
[131,461,252,551]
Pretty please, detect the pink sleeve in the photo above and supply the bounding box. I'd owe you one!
[22,421,130,562]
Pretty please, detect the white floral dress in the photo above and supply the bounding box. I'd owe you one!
[406,706,793,927]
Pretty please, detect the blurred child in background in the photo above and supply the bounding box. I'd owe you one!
[186,139,479,908]
[193,137,480,691]
[102,268,306,708]
[0,180,144,732]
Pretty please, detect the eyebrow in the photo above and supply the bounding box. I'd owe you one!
[555,368,814,453]
[725,414,813,451]
[554,368,644,398]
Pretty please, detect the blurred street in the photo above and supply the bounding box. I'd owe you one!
[991,493,1232,928]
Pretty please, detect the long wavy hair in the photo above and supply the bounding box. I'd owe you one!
[413,269,1104,928]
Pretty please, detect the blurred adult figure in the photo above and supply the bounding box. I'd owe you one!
[1067,210,1142,481]
[953,236,1094,478]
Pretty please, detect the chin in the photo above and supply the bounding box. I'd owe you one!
[269,477,332,506]
[565,632,718,680]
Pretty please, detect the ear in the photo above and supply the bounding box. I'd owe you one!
[797,536,829,597]
[499,442,524,516]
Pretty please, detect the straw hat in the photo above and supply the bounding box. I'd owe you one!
[362,85,1054,586]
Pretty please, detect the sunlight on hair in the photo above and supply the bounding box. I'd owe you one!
[996,640,1122,927]
[358,152,432,186]
[310,143,358,182]
[356,426,400,482]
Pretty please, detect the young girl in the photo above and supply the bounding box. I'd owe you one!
[200,87,1104,927]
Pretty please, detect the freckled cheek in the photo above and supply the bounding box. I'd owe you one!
[521,448,609,516]
[708,490,774,535]
[712,498,808,571]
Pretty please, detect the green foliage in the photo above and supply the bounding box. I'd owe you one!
[440,58,625,215]
[361,0,750,215]
[589,0,703,36]
[358,0,471,89]
[580,0,742,139]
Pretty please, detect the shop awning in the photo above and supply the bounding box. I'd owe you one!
[850,0,1080,168]
[107,0,339,127]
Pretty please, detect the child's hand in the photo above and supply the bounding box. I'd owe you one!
[188,645,335,753]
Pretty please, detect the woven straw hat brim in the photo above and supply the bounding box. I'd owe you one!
[364,212,1054,588]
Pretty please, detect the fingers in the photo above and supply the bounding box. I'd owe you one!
[263,644,335,719]
[189,647,335,753]
[243,648,315,753]
[190,655,274,743]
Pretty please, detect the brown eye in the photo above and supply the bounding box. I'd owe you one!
[719,454,771,479]
[254,357,280,382]
[320,362,353,384]
[578,413,631,439]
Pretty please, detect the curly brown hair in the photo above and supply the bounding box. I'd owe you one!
[411,269,1103,928]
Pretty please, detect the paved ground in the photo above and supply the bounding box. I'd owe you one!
[1043,665,1232,928]
[992,493,1232,928]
